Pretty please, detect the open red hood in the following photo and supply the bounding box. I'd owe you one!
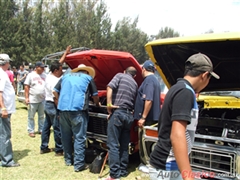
[65,49,143,90]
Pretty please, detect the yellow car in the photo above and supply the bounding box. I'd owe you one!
[142,32,240,179]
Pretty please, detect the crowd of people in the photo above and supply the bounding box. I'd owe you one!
[0,46,219,180]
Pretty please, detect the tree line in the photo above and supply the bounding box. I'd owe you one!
[0,0,180,67]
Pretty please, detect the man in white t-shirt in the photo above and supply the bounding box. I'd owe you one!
[0,54,20,167]
[24,61,46,137]
[40,45,71,155]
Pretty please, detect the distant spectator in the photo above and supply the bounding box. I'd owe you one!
[17,65,28,95]
[28,65,34,73]
[6,67,14,83]
[24,62,46,137]
[12,66,18,94]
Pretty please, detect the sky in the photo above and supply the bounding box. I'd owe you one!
[104,0,240,36]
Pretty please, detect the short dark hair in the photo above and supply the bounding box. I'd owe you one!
[125,66,137,77]
[183,69,205,77]
[50,61,62,73]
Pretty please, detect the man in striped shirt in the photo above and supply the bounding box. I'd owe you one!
[104,66,138,180]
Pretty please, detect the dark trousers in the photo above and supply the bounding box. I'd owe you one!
[59,110,88,171]
[40,101,63,153]
[0,114,16,166]
[107,109,134,179]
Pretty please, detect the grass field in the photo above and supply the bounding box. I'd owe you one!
[0,99,148,180]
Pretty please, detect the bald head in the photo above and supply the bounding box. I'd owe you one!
[125,66,137,77]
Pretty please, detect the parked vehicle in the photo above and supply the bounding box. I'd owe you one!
[143,32,240,179]
[64,49,167,159]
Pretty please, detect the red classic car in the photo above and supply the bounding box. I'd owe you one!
[64,49,167,161]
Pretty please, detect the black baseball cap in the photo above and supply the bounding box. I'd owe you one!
[35,61,47,68]
[142,60,155,72]
[185,53,220,79]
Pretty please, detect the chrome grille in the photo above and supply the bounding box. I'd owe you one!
[190,146,236,178]
[87,116,108,135]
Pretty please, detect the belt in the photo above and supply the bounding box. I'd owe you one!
[46,101,54,103]
[112,108,133,113]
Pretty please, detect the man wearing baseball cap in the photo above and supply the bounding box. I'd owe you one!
[149,53,219,180]
[0,54,20,167]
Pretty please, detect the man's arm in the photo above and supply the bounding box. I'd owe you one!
[24,85,30,105]
[106,86,119,114]
[0,91,8,118]
[20,72,27,82]
[138,100,152,128]
[17,73,20,82]
[59,45,71,64]
[52,91,59,106]
[171,120,193,180]
[92,95,100,107]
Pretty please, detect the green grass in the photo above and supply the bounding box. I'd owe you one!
[0,99,148,180]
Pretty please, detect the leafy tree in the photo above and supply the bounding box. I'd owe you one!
[153,26,180,40]
[0,0,22,65]
[205,29,214,34]
[112,17,149,63]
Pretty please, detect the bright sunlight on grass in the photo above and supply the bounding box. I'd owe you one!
[0,98,148,180]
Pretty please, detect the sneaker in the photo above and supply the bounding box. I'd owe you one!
[29,133,35,138]
[2,163,20,167]
[102,176,120,180]
[65,163,72,166]
[74,164,89,172]
[40,148,52,154]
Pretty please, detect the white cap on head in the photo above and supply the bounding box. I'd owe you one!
[0,54,12,65]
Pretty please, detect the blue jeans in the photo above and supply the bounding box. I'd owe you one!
[59,111,88,170]
[17,81,24,94]
[0,114,16,166]
[107,109,134,179]
[40,101,63,153]
[27,102,45,133]
[149,165,182,180]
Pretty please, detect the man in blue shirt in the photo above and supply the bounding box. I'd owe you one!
[134,60,161,165]
[134,60,161,127]
[53,64,99,172]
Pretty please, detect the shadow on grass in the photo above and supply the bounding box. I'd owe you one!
[128,152,141,174]
[14,149,31,161]
[16,106,28,110]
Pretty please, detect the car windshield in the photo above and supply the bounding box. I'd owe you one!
[154,71,168,94]
[200,91,240,98]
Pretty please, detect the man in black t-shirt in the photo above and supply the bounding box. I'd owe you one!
[149,53,220,180]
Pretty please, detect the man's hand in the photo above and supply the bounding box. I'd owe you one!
[1,109,8,118]
[66,45,72,54]
[138,118,146,128]
[53,98,58,107]
[96,102,101,107]
[25,97,30,105]
[106,104,119,114]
